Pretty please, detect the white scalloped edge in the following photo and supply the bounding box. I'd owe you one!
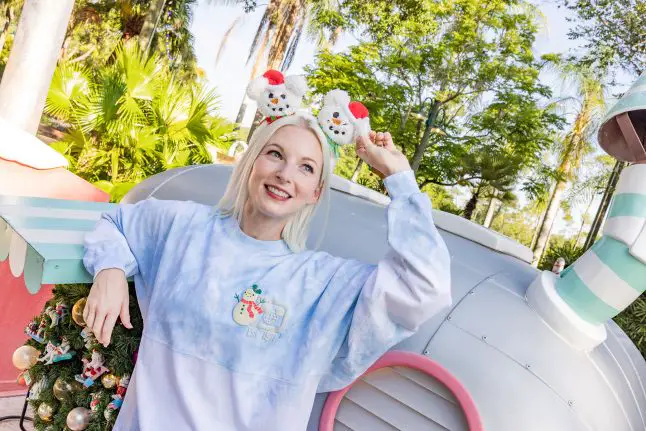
[0,216,44,293]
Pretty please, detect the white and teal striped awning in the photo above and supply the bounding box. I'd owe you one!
[0,195,116,293]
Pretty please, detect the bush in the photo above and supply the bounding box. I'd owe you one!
[538,241,586,271]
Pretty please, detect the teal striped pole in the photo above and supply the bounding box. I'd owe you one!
[556,164,646,325]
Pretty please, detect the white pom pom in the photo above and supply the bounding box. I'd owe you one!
[323,89,350,108]
[284,75,308,98]
[246,76,268,101]
[354,118,371,138]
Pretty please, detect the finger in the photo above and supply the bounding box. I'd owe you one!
[84,302,97,330]
[384,132,395,151]
[120,298,133,329]
[375,132,385,146]
[101,313,119,347]
[368,130,377,143]
[91,309,107,344]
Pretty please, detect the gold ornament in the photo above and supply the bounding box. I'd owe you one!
[12,345,39,370]
[53,377,78,401]
[101,373,119,389]
[66,407,91,430]
[72,298,87,327]
[37,402,55,422]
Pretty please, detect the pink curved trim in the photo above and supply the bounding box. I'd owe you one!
[319,350,483,431]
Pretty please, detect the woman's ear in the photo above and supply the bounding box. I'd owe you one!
[312,184,323,203]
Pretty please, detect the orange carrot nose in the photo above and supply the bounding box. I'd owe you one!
[271,98,279,104]
[332,118,341,125]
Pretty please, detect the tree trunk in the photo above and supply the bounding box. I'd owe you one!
[0,0,74,134]
[463,186,480,220]
[584,160,624,250]
[532,178,568,266]
[483,190,498,228]
[139,0,167,54]
[351,159,364,183]
[574,194,595,247]
[411,100,441,172]
[237,25,271,126]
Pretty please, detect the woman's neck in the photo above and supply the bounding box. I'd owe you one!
[240,204,285,241]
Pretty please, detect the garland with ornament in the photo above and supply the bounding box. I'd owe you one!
[12,284,142,431]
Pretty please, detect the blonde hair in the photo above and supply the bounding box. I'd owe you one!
[217,113,332,252]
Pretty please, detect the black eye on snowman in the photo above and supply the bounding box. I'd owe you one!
[268,92,274,98]
[281,94,286,99]
[333,112,340,118]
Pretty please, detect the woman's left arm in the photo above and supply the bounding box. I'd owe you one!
[317,133,452,392]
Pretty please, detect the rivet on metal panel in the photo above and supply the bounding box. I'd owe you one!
[447,315,452,321]
[482,335,487,341]
[469,290,475,295]
[568,400,574,407]
[423,350,430,356]
[55,265,60,269]
[525,364,531,369]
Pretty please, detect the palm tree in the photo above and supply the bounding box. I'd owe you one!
[532,67,605,265]
[45,41,235,200]
[215,0,342,124]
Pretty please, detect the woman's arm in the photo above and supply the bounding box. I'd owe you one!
[317,133,452,392]
[82,198,197,347]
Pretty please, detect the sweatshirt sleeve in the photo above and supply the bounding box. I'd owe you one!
[83,198,194,287]
[316,170,452,392]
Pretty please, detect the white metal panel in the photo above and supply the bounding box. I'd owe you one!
[427,323,588,431]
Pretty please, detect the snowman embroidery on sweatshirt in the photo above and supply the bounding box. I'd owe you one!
[233,284,287,343]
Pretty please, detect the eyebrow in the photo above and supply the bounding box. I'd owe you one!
[267,142,320,168]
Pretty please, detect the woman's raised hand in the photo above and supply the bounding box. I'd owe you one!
[83,268,133,347]
[355,131,411,178]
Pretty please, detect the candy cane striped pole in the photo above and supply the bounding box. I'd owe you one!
[556,163,646,325]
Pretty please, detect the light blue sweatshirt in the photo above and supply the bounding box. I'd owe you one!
[83,169,451,431]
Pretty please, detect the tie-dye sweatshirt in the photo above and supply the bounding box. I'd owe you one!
[82,169,452,431]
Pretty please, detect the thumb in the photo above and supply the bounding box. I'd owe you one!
[120,297,133,329]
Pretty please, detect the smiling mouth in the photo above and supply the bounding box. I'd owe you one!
[265,184,292,200]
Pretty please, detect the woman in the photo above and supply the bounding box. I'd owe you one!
[82,113,451,430]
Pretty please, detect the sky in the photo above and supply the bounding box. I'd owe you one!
[188,0,615,238]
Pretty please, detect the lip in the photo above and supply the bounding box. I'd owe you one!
[265,184,292,201]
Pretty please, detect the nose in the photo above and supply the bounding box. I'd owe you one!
[271,98,279,104]
[332,118,341,126]
[275,163,296,184]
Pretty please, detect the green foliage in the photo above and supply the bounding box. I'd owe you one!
[538,241,585,271]
[45,41,236,201]
[563,0,646,79]
[23,284,141,431]
[614,294,646,358]
[306,0,563,197]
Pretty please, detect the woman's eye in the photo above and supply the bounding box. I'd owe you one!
[268,150,282,158]
[302,164,314,173]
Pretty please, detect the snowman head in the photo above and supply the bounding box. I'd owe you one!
[247,70,308,122]
[242,284,262,301]
[317,89,370,147]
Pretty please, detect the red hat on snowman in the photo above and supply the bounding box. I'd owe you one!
[246,70,308,124]
[317,89,371,152]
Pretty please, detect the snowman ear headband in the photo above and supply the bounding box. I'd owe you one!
[246,70,372,160]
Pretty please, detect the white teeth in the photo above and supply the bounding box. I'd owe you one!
[267,186,290,198]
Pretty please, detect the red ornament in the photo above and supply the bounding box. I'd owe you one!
[262,70,285,86]
[348,101,369,120]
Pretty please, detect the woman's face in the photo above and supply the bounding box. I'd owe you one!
[247,125,324,222]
